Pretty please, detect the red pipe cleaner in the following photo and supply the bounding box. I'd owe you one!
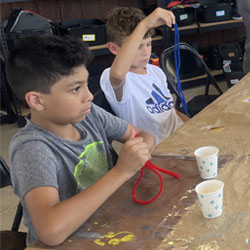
[132,134,181,204]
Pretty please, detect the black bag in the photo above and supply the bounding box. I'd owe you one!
[223,61,245,88]
[218,42,245,88]
[5,9,56,48]
[217,42,243,60]
[59,19,106,46]
[170,6,196,26]
[202,46,223,70]
[197,3,232,23]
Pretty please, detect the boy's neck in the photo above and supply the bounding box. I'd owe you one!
[30,112,82,141]
[129,65,147,75]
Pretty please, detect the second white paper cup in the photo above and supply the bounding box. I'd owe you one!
[194,146,219,179]
[195,179,224,219]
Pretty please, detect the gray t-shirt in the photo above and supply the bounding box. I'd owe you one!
[9,103,128,246]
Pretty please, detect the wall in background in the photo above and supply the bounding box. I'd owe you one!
[0,0,245,48]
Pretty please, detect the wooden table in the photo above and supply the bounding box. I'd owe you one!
[26,73,250,250]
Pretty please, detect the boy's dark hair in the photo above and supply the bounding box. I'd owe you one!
[5,34,93,101]
[106,7,155,46]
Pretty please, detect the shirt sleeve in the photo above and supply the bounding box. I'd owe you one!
[100,68,118,102]
[100,68,129,104]
[10,140,59,200]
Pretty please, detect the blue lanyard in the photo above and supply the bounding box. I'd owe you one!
[174,22,189,116]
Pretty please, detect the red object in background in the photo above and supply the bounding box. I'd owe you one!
[150,57,160,67]
[166,1,182,8]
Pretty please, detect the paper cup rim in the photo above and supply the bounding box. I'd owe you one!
[195,179,224,195]
[194,146,219,158]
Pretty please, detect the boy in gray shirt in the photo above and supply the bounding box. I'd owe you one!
[6,35,155,247]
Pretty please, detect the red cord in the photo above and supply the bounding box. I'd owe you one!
[132,134,181,204]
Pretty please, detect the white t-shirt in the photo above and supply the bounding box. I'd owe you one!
[100,64,184,144]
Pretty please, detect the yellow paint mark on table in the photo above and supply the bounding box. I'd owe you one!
[210,126,225,132]
[94,231,135,246]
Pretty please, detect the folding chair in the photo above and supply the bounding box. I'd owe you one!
[160,42,223,117]
[0,156,27,250]
[93,89,116,116]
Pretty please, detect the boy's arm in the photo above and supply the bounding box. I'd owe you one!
[24,125,154,246]
[109,8,175,100]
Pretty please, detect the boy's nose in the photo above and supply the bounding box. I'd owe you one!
[142,47,148,54]
[82,88,94,103]
[87,91,94,102]
[142,46,150,56]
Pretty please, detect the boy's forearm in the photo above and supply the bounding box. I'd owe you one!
[25,168,132,246]
[110,21,148,87]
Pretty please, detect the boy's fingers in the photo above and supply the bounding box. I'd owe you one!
[166,12,175,27]
[126,136,143,147]
[159,9,175,27]
[170,15,176,24]
[168,10,176,21]
[139,148,151,157]
[157,16,173,28]
[129,128,136,139]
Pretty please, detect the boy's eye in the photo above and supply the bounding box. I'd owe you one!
[72,86,80,93]
[147,42,152,47]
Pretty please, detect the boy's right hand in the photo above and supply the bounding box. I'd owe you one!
[115,129,150,177]
[142,7,175,29]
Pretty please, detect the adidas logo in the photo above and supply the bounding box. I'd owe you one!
[146,83,174,114]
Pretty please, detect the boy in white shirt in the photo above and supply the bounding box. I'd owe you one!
[100,7,189,145]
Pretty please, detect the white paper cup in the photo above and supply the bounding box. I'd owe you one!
[194,146,219,179]
[195,180,224,218]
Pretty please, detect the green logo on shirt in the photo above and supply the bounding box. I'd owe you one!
[74,141,108,190]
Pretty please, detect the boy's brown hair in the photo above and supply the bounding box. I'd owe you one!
[106,7,155,46]
[5,35,92,101]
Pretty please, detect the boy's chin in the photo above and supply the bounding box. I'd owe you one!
[133,63,148,69]
[72,114,88,124]
[141,62,149,68]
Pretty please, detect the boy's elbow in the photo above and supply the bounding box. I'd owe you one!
[37,224,67,246]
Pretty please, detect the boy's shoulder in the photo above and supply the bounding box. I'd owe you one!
[127,64,165,77]
[146,63,164,73]
[10,119,53,150]
[8,119,55,164]
[145,63,167,80]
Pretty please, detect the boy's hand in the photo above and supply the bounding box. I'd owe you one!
[115,129,151,177]
[142,7,175,29]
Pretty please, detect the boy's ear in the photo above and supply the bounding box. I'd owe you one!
[106,42,120,55]
[25,91,45,111]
